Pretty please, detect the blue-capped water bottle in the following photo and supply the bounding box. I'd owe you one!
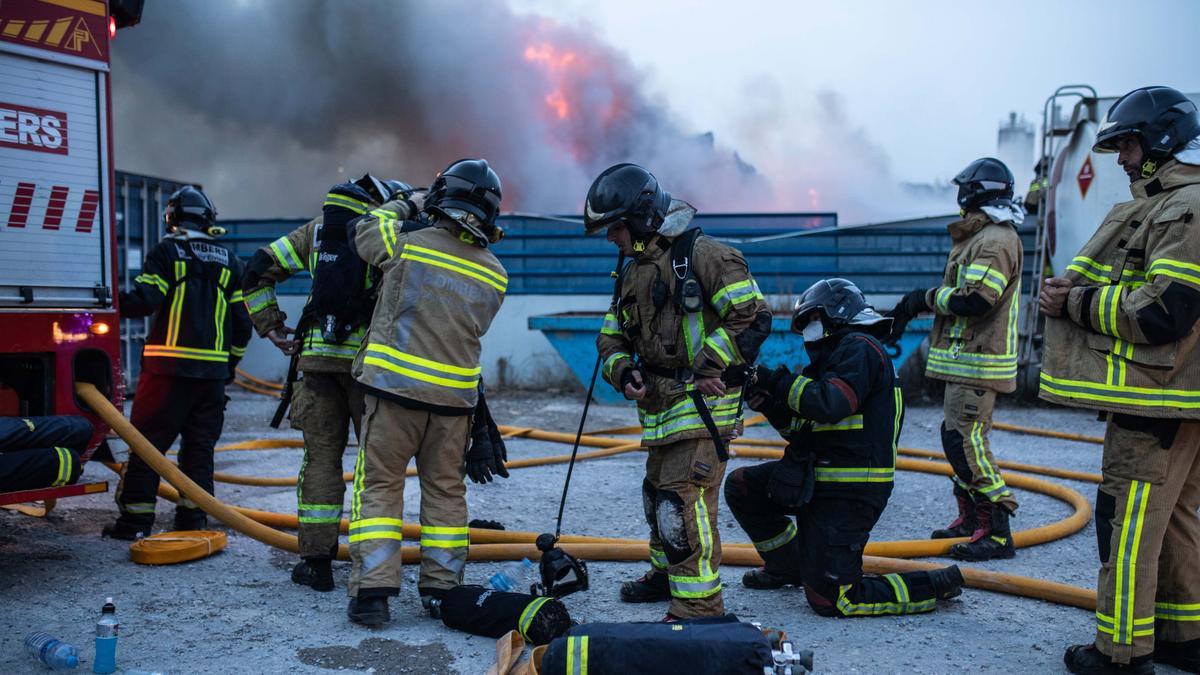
[93,598,118,674]
[487,557,535,592]
[24,631,79,671]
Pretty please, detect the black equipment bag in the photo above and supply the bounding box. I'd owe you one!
[540,615,774,674]
[440,585,571,646]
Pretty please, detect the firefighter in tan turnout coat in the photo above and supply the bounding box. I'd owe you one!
[344,159,508,628]
[887,157,1024,563]
[1040,87,1200,675]
[587,163,772,620]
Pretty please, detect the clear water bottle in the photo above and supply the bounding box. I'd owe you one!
[488,557,535,592]
[93,598,118,674]
[24,631,79,671]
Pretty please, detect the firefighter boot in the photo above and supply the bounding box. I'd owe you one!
[101,520,150,541]
[742,533,804,589]
[931,486,976,539]
[929,564,965,600]
[1064,644,1154,674]
[619,572,671,603]
[950,496,1016,562]
[292,557,334,592]
[1155,638,1200,673]
[347,595,390,627]
[173,507,208,531]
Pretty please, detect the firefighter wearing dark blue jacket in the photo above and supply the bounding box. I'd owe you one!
[103,186,251,540]
[726,279,965,617]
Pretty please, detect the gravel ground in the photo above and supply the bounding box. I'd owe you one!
[0,388,1185,674]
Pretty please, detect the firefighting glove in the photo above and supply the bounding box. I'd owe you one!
[465,388,508,484]
[884,288,930,344]
[767,446,816,510]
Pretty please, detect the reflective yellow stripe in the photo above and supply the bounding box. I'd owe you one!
[52,446,69,486]
[711,279,763,317]
[348,517,405,543]
[269,236,304,271]
[602,352,631,382]
[214,268,231,352]
[753,521,797,552]
[787,375,812,413]
[142,345,230,362]
[1147,258,1200,286]
[350,446,365,521]
[814,466,895,483]
[1156,601,1200,621]
[166,260,187,346]
[1114,481,1151,644]
[419,525,470,548]
[600,311,621,336]
[363,343,481,389]
[324,192,370,214]
[135,273,168,295]
[811,414,864,432]
[400,243,508,292]
[243,286,277,313]
[702,327,736,366]
[1040,371,1200,409]
[230,290,244,303]
[377,213,397,258]
[518,597,552,640]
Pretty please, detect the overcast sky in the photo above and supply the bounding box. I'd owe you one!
[509,0,1200,184]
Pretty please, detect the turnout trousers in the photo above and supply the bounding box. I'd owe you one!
[941,383,1018,511]
[1094,417,1200,664]
[642,437,726,619]
[0,416,89,492]
[726,460,945,617]
[115,372,226,528]
[289,371,364,559]
[347,394,470,599]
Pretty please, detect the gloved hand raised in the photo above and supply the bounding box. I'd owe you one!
[767,448,816,510]
[746,365,790,410]
[465,387,509,484]
[883,288,930,344]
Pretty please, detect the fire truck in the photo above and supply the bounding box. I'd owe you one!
[0,0,141,507]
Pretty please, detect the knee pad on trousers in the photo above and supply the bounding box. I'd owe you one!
[654,490,692,565]
[1095,488,1116,564]
[939,422,973,485]
[641,478,658,534]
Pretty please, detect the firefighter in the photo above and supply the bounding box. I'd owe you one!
[240,174,416,592]
[726,279,965,617]
[103,186,252,539]
[1038,86,1200,675]
[886,157,1024,562]
[0,416,90,493]
[344,159,508,627]
[589,163,772,620]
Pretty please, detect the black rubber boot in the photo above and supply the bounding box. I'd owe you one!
[173,507,208,531]
[1064,644,1154,674]
[291,557,334,592]
[619,572,670,603]
[742,567,805,590]
[928,565,965,600]
[1155,638,1200,673]
[931,486,976,539]
[101,520,150,541]
[347,595,389,627]
[951,497,1016,562]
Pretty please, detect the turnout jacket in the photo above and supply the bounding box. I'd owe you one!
[923,211,1024,393]
[597,231,770,446]
[768,330,903,504]
[1040,160,1200,419]
[121,232,251,380]
[351,203,507,413]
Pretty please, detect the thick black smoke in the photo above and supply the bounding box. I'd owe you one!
[114,1,946,222]
[112,0,771,218]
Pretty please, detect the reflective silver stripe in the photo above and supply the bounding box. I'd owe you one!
[754,521,797,553]
[600,312,621,335]
[361,539,403,574]
[602,351,631,382]
[702,327,737,366]
[787,376,811,412]
[123,502,156,514]
[243,286,277,313]
[814,467,894,483]
[683,311,705,364]
[649,547,669,569]
[1114,480,1152,645]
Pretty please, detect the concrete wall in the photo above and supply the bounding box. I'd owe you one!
[238,294,611,390]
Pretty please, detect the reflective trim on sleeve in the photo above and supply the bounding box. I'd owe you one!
[702,326,738,367]
[324,192,370,214]
[600,311,622,336]
[963,263,1008,295]
[1147,258,1200,287]
[269,236,305,272]
[1068,256,1146,285]
[602,351,632,382]
[243,286,277,313]
[711,279,764,318]
[134,273,169,295]
[230,345,246,358]
[786,375,812,413]
[933,286,954,314]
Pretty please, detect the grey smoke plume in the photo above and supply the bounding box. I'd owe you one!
[113,0,942,222]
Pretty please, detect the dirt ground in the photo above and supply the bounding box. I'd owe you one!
[0,388,1184,674]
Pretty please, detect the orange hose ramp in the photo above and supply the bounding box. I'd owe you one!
[80,382,1099,611]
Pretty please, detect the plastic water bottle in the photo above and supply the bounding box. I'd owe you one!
[93,598,118,674]
[24,631,79,671]
[488,558,535,592]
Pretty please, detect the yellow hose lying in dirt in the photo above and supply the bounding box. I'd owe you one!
[80,382,1098,611]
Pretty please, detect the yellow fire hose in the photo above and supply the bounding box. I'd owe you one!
[79,382,1099,611]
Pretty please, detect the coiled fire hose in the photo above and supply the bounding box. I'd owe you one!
[79,382,1098,610]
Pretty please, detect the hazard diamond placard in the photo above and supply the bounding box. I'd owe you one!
[1078,155,1094,199]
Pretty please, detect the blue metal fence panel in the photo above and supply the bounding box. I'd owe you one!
[217,212,1037,298]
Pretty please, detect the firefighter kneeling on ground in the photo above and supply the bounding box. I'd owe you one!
[1038,86,1200,675]
[344,159,509,627]
[726,279,965,618]
[588,163,772,621]
[104,186,251,539]
[241,174,413,592]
